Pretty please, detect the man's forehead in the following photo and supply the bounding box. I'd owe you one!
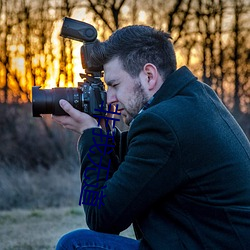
[104,57,122,71]
[104,58,123,83]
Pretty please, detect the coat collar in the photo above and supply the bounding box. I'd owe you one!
[150,66,197,107]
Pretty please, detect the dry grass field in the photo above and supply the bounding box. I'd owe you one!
[0,206,135,250]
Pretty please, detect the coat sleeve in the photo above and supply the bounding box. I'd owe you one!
[77,111,187,234]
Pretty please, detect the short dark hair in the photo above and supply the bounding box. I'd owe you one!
[91,25,177,80]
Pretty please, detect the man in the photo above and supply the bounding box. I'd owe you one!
[53,25,250,249]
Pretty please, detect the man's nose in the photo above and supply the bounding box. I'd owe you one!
[107,89,117,105]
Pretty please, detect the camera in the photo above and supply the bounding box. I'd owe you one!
[32,17,107,117]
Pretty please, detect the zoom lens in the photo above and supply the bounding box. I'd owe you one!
[32,86,82,117]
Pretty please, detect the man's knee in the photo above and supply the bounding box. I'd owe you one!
[56,229,87,249]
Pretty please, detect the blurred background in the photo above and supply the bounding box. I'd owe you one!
[0,0,249,214]
[0,0,249,248]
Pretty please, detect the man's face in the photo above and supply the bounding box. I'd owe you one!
[104,57,150,125]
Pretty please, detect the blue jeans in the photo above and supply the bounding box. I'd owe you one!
[56,229,140,249]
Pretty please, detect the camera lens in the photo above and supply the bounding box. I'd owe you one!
[32,86,82,117]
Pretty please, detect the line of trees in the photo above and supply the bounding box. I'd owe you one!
[0,0,249,117]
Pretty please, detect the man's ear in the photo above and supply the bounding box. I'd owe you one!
[143,63,159,91]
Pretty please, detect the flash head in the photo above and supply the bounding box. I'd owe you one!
[60,17,97,42]
[59,17,102,73]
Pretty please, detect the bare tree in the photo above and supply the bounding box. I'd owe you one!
[230,0,249,116]
[0,0,30,102]
[170,0,249,114]
[84,0,126,34]
[55,0,79,87]
[0,0,9,102]
[1,0,249,115]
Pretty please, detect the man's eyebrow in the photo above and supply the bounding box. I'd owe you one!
[105,79,117,87]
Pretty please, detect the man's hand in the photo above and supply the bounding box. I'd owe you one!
[52,99,99,134]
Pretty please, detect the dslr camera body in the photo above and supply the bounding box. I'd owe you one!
[32,17,106,117]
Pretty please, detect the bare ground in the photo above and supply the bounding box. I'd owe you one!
[0,206,135,250]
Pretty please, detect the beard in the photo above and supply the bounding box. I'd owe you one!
[122,80,150,125]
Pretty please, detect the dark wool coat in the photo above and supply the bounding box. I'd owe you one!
[78,66,250,250]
